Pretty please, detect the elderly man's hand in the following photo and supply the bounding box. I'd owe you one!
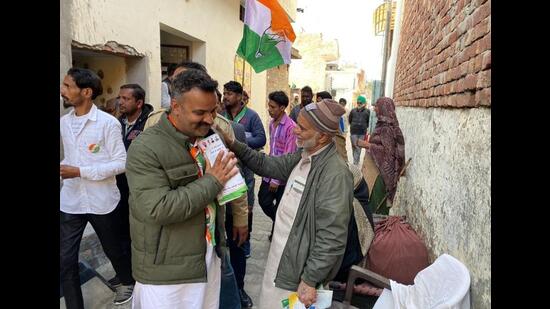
[297,280,317,308]
[213,123,235,147]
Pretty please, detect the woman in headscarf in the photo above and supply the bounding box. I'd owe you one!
[357,97,405,214]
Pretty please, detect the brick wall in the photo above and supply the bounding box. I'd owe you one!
[393,0,490,108]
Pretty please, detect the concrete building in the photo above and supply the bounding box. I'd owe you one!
[288,32,339,94]
[324,64,368,111]
[61,0,297,125]
[383,0,491,307]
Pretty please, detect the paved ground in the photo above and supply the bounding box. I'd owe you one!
[60,135,362,308]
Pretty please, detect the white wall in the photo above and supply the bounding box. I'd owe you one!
[159,0,268,117]
[72,54,127,106]
[392,107,491,308]
[69,0,270,115]
[71,0,160,107]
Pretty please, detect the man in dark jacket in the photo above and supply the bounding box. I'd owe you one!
[289,86,313,122]
[349,95,370,165]
[109,83,153,287]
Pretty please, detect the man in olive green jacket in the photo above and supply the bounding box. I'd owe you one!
[218,99,353,308]
[126,69,239,308]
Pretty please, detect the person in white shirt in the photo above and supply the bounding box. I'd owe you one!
[60,68,134,308]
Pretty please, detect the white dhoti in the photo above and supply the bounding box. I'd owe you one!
[258,146,326,309]
[132,244,221,309]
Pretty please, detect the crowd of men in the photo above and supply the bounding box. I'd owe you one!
[60,60,383,309]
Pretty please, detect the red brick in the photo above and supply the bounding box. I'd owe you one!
[448,56,455,69]
[457,19,467,36]
[476,88,491,106]
[476,69,491,88]
[456,92,475,107]
[457,50,466,64]
[443,95,453,107]
[464,73,477,90]
[459,62,469,78]
[441,15,451,26]
[475,53,483,72]
[443,58,451,71]
[464,28,474,47]
[450,80,458,94]
[435,85,443,96]
[469,44,478,59]
[456,78,465,93]
[452,67,461,81]
[443,83,450,95]
[480,1,490,21]
[481,35,491,52]
[472,18,489,43]
[442,1,450,15]
[472,1,490,26]
[481,51,491,69]
[449,30,459,45]
[453,67,461,80]
[468,58,476,74]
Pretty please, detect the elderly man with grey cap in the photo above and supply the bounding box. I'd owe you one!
[216,99,353,308]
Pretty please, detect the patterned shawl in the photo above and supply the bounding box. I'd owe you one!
[369,97,405,202]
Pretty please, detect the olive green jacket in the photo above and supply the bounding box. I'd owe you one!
[126,112,226,284]
[230,140,353,290]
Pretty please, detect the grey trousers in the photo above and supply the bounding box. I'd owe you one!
[350,134,365,165]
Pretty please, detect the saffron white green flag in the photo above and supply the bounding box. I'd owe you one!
[237,0,296,73]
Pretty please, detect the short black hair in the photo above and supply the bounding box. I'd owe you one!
[120,84,146,102]
[339,98,347,104]
[268,91,289,107]
[317,91,332,100]
[175,61,207,73]
[67,68,103,100]
[172,69,218,100]
[223,81,243,94]
[166,63,178,77]
[301,86,313,94]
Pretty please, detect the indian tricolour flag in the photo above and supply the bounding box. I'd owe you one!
[237,0,296,73]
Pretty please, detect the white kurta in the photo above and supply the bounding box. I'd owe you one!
[258,145,329,309]
[132,244,221,309]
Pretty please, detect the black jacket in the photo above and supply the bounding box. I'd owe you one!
[333,178,374,282]
[119,104,154,150]
[348,106,370,135]
[116,104,154,202]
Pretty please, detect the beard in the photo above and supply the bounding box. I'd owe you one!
[61,96,73,108]
[296,132,319,150]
